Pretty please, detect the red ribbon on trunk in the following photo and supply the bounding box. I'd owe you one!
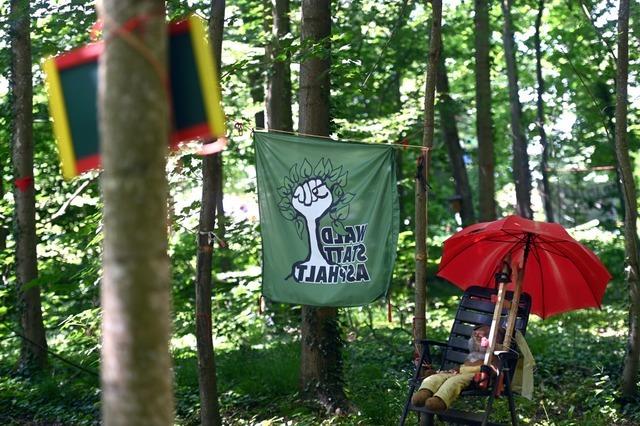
[15,176,34,192]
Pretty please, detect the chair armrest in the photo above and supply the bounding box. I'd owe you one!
[417,340,448,371]
[421,339,448,348]
[495,350,519,365]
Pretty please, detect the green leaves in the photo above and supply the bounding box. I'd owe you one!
[295,218,305,239]
[300,159,313,178]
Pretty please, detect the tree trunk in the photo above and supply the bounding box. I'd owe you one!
[414,0,442,350]
[396,147,406,231]
[298,0,348,411]
[99,1,173,424]
[474,0,496,222]
[534,0,554,223]
[249,0,266,130]
[616,0,640,401]
[501,0,532,219]
[0,178,6,253]
[10,0,48,373]
[194,2,225,425]
[249,68,265,129]
[436,49,475,226]
[266,0,293,132]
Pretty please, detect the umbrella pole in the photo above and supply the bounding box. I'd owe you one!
[484,260,511,366]
[504,233,532,350]
[503,266,524,350]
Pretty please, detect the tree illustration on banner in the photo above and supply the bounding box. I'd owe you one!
[277,158,359,282]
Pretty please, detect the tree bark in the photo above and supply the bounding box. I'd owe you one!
[414,0,442,350]
[0,179,6,253]
[194,1,225,425]
[500,0,532,219]
[298,0,330,136]
[298,0,348,411]
[10,0,48,372]
[616,0,640,401]
[474,0,496,222]
[266,0,293,132]
[99,1,173,424]
[249,0,266,130]
[534,0,554,223]
[249,68,265,128]
[436,49,475,226]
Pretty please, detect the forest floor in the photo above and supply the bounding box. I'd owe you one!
[2,238,640,425]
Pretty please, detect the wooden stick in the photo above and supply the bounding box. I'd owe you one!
[503,265,524,350]
[484,258,511,366]
[484,282,506,366]
[504,234,531,350]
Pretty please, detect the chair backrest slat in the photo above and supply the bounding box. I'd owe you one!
[460,297,496,313]
[448,335,470,351]
[456,310,493,326]
[444,350,469,365]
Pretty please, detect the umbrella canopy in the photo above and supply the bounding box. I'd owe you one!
[437,215,612,319]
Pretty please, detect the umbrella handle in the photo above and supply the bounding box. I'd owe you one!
[494,260,512,286]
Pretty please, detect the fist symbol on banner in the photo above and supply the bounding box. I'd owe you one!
[292,178,333,219]
[291,178,334,268]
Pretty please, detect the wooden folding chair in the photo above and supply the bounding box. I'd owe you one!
[399,286,532,426]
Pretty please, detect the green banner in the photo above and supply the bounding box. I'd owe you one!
[255,131,399,307]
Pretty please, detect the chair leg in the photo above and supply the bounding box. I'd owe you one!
[481,393,496,426]
[399,379,420,426]
[421,412,435,426]
[424,413,436,426]
[399,393,412,426]
[503,375,518,426]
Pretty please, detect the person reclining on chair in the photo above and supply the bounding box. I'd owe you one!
[411,325,503,412]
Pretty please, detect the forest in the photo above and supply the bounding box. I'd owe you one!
[1,0,640,425]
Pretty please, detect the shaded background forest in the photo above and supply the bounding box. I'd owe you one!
[1,0,640,424]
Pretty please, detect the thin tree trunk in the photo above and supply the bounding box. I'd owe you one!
[298,0,348,412]
[10,0,47,372]
[249,68,265,128]
[535,0,554,223]
[501,0,532,219]
[474,0,496,222]
[436,49,475,226]
[616,0,640,401]
[99,1,173,424]
[414,0,442,350]
[396,147,405,231]
[249,0,266,131]
[0,179,6,253]
[266,0,293,132]
[194,1,225,425]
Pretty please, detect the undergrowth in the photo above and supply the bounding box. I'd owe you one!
[2,237,640,425]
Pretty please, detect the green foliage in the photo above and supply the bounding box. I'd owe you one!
[3,232,640,425]
[0,365,100,425]
[1,0,639,424]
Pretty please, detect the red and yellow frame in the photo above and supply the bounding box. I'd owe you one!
[170,15,226,145]
[43,42,103,180]
[43,14,226,180]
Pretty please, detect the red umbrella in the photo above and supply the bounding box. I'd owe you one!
[437,215,612,319]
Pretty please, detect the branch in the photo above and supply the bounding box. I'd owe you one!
[360,0,412,88]
[576,0,617,64]
[50,177,96,221]
[559,48,614,144]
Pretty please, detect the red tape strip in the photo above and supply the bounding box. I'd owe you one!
[15,176,34,192]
